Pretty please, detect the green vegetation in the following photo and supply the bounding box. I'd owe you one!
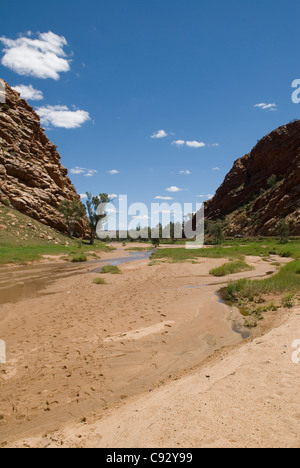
[93,277,106,285]
[58,199,86,238]
[210,260,253,277]
[0,242,112,265]
[1,103,10,111]
[207,221,225,244]
[152,239,300,328]
[220,260,300,328]
[70,253,87,263]
[277,219,290,244]
[281,293,296,309]
[0,203,112,264]
[267,174,277,188]
[224,261,300,302]
[85,193,111,245]
[151,240,300,264]
[101,265,121,274]
[151,238,160,248]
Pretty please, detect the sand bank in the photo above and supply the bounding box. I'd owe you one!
[0,249,294,447]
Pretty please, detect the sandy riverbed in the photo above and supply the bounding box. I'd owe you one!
[0,247,297,447]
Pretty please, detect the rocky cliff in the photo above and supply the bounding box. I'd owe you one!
[204,120,300,236]
[0,81,86,236]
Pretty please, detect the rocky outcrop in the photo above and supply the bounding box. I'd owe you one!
[0,82,86,236]
[204,120,300,236]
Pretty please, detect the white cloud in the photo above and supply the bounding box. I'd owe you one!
[36,105,90,129]
[108,194,118,199]
[84,170,97,177]
[211,143,220,147]
[254,102,277,111]
[109,170,119,175]
[151,130,168,139]
[172,140,185,147]
[186,140,206,148]
[0,31,70,80]
[172,140,206,148]
[180,170,191,175]
[166,186,182,193]
[212,167,221,171]
[197,194,214,200]
[154,196,174,200]
[70,167,97,177]
[12,84,43,101]
[80,193,87,199]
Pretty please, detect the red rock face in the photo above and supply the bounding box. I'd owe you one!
[204,121,300,236]
[0,82,87,236]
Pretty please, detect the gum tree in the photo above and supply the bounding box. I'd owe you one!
[85,193,110,245]
[58,199,86,238]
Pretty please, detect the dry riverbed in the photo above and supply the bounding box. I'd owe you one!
[0,247,295,447]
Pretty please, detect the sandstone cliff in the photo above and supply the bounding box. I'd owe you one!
[0,82,86,236]
[204,120,300,236]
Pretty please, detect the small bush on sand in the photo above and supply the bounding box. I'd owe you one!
[93,277,106,285]
[70,254,87,263]
[101,265,121,274]
[210,260,253,277]
[281,294,295,309]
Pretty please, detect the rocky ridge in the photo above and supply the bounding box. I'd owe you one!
[0,81,86,236]
[204,120,300,236]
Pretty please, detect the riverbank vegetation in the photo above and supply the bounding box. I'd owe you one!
[101,265,121,274]
[151,239,300,263]
[209,260,253,277]
[0,203,113,264]
[221,260,300,328]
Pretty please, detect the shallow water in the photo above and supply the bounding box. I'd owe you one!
[92,250,154,272]
[0,251,154,306]
[214,291,251,339]
[0,262,87,306]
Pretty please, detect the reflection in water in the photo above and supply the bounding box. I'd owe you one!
[92,250,153,273]
[0,263,87,306]
[0,250,154,306]
[214,291,251,339]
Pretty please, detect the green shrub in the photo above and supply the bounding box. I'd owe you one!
[70,254,87,262]
[267,174,277,188]
[101,265,121,274]
[280,250,292,258]
[210,260,253,277]
[281,294,295,309]
[224,261,300,303]
[93,277,106,285]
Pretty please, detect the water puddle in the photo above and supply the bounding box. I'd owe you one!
[0,250,154,306]
[232,324,251,340]
[92,250,154,273]
[0,262,87,306]
[214,291,250,339]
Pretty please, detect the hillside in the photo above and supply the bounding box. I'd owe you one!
[0,202,113,265]
[0,82,86,236]
[204,120,300,236]
[0,202,71,247]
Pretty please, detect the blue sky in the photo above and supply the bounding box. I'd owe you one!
[0,0,299,225]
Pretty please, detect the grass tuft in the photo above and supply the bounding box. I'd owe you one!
[70,254,87,263]
[210,260,253,277]
[101,265,121,274]
[93,277,106,285]
[223,260,300,303]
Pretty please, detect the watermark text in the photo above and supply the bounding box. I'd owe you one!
[0,79,5,104]
[292,340,300,364]
[0,340,6,364]
[292,79,300,104]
